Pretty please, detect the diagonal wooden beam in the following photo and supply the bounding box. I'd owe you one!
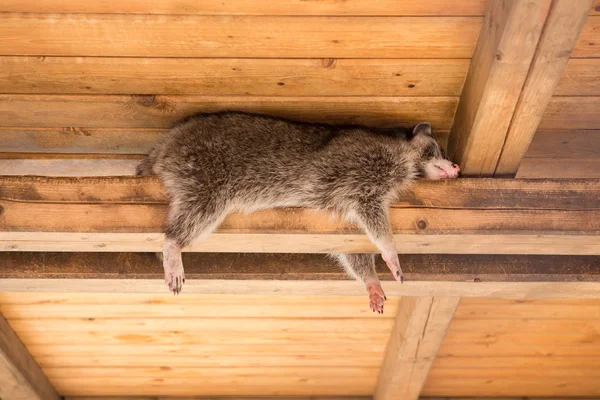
[495,0,595,176]
[0,312,60,400]
[374,297,460,400]
[447,0,552,176]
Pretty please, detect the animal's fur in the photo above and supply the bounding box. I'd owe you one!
[138,111,459,312]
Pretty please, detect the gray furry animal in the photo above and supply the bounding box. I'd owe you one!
[137,111,460,313]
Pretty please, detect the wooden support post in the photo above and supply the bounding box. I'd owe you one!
[374,297,460,400]
[495,0,595,176]
[447,0,552,176]
[0,312,60,400]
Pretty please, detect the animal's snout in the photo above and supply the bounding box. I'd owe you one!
[452,163,460,172]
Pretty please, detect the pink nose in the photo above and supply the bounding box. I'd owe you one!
[452,164,460,172]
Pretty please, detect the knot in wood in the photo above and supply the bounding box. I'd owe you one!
[417,220,427,230]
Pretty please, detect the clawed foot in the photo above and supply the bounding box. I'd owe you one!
[165,265,185,295]
[366,282,386,314]
[382,251,404,283]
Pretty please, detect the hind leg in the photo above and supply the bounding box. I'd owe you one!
[347,204,403,283]
[332,253,386,313]
[163,196,228,294]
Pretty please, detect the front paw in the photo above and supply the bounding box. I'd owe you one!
[164,264,185,295]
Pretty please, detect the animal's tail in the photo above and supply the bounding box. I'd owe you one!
[136,149,157,176]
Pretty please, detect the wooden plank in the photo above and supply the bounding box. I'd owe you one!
[2,253,598,282]
[555,59,600,95]
[0,293,401,318]
[432,355,600,369]
[2,279,600,298]
[0,128,162,154]
[493,0,595,176]
[3,200,599,233]
[446,0,552,176]
[422,371,600,396]
[594,0,600,14]
[49,369,376,396]
[539,97,600,130]
[39,354,383,368]
[0,0,487,15]
[0,159,140,176]
[375,297,459,400]
[0,15,481,58]
[573,16,600,57]
[2,231,599,255]
[0,95,458,129]
[517,158,600,179]
[3,177,599,210]
[0,313,60,400]
[0,57,469,96]
[67,398,371,400]
[524,130,600,159]
[455,298,600,319]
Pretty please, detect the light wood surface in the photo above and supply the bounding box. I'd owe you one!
[2,280,600,298]
[447,0,551,176]
[555,59,600,95]
[573,16,600,57]
[0,0,487,15]
[539,97,600,130]
[423,298,600,397]
[0,57,469,96]
[0,15,481,58]
[0,95,458,129]
[375,297,459,400]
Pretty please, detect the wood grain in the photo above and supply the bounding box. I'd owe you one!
[493,0,595,176]
[0,313,60,400]
[517,158,600,178]
[2,279,600,298]
[0,128,162,154]
[48,369,377,396]
[2,176,599,210]
[375,297,459,400]
[524,130,600,159]
[447,0,551,176]
[539,97,600,130]
[2,252,598,282]
[555,59,600,95]
[0,0,487,15]
[3,200,599,233]
[0,14,481,58]
[0,95,458,129]
[573,16,600,57]
[0,159,140,176]
[0,57,469,96]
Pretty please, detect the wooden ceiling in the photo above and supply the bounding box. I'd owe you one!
[1,0,599,399]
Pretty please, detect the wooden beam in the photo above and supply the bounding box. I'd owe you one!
[2,279,600,298]
[0,177,598,254]
[447,0,552,176]
[494,0,595,176]
[2,253,598,282]
[375,297,460,400]
[0,312,60,400]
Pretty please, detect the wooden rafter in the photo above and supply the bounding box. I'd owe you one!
[495,0,595,176]
[0,312,60,400]
[374,297,459,400]
[448,0,552,176]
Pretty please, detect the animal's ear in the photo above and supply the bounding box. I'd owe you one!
[412,122,432,138]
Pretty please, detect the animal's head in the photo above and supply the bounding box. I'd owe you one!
[405,122,460,180]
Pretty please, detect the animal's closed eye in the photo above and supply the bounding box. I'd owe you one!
[440,147,447,159]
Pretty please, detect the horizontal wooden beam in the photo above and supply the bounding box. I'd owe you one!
[1,279,600,298]
[1,177,598,254]
[2,253,598,282]
[0,312,60,400]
